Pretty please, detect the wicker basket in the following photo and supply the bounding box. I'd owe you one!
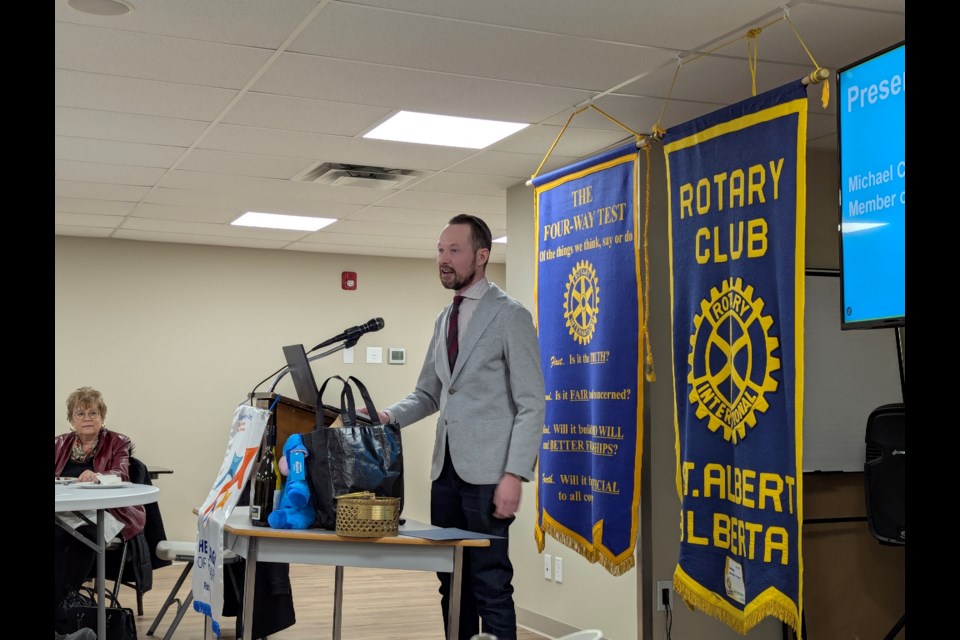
[335,491,401,537]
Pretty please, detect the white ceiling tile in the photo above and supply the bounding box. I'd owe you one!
[316,220,443,240]
[342,0,788,50]
[254,53,595,123]
[55,107,209,147]
[143,186,365,219]
[129,203,241,225]
[56,22,274,87]
[120,216,310,242]
[291,2,678,92]
[55,69,238,121]
[112,229,292,250]
[408,173,523,197]
[56,0,321,48]
[55,212,124,228]
[492,123,633,159]
[55,160,166,186]
[56,136,185,169]
[452,150,578,180]
[55,180,151,202]
[345,207,474,228]
[738,3,905,68]
[156,170,384,208]
[174,150,319,181]
[55,197,137,216]
[223,93,393,137]
[199,123,472,171]
[55,225,115,238]
[379,190,504,216]
[288,241,438,261]
[53,0,903,259]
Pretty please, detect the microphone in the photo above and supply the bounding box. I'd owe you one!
[309,317,385,352]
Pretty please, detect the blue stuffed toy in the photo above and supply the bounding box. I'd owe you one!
[267,433,316,529]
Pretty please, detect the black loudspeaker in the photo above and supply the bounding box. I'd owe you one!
[864,403,905,545]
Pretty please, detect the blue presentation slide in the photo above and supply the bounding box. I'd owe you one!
[838,43,905,327]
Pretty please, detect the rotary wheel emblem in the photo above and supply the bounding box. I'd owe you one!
[687,277,780,443]
[563,260,600,345]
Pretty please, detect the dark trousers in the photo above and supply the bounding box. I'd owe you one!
[54,523,97,611]
[431,449,516,640]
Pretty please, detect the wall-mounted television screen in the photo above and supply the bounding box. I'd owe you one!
[836,41,905,330]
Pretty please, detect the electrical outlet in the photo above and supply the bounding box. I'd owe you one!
[554,556,563,583]
[544,553,552,581]
[657,580,674,611]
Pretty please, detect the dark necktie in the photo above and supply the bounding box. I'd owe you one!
[447,295,464,372]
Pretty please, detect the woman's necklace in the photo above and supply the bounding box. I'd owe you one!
[70,432,100,462]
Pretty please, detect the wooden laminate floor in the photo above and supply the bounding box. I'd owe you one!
[109,562,550,640]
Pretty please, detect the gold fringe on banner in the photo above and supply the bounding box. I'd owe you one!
[536,521,637,577]
[674,568,801,636]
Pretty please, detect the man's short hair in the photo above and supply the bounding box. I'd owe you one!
[448,214,492,253]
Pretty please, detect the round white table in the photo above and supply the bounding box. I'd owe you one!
[55,482,160,640]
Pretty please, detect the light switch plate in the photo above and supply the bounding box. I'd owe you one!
[342,347,354,364]
[366,346,383,364]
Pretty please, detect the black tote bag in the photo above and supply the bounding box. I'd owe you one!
[56,587,138,640]
[304,375,404,530]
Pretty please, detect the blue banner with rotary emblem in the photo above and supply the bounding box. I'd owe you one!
[663,80,807,634]
[532,141,643,576]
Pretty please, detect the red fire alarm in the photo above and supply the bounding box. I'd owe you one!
[342,271,357,290]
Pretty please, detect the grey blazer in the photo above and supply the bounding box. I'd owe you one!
[387,283,546,485]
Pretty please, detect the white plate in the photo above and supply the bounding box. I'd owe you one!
[76,481,133,489]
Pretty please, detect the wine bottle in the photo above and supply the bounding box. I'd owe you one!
[251,422,278,527]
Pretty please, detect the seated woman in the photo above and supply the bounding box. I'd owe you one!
[54,386,146,614]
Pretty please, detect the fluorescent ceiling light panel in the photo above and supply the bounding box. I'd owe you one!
[493,236,508,244]
[232,212,336,232]
[364,111,529,149]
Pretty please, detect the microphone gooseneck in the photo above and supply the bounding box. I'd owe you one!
[309,317,385,352]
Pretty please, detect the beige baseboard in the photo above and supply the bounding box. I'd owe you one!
[517,606,583,639]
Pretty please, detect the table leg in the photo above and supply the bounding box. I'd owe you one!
[96,509,106,640]
[241,537,259,640]
[332,566,344,640]
[447,546,463,640]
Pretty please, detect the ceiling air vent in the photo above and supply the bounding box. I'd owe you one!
[292,162,425,190]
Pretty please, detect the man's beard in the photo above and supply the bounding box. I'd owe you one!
[441,267,476,291]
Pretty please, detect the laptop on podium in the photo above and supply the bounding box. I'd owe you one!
[282,344,319,405]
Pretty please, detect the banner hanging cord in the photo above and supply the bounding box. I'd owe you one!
[783,11,830,108]
[747,28,761,96]
[653,9,831,135]
[531,105,647,182]
[641,144,655,382]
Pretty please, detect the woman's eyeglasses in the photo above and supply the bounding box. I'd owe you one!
[72,410,101,419]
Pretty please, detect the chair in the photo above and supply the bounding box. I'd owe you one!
[146,540,238,640]
[864,403,905,640]
[95,456,172,616]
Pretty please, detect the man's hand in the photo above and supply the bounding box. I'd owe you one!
[493,473,522,518]
[356,406,390,423]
